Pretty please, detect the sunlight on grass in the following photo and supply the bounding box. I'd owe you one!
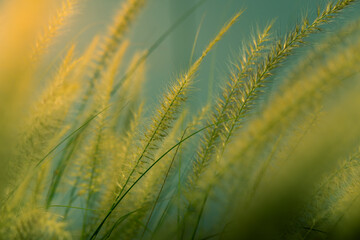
[0,0,360,239]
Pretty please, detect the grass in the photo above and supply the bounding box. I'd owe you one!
[0,0,360,239]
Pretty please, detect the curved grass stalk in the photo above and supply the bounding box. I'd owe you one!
[189,14,206,67]
[113,110,188,240]
[111,8,241,216]
[96,104,144,236]
[90,126,212,240]
[30,125,70,204]
[100,195,176,240]
[76,0,146,122]
[221,0,358,153]
[44,36,104,207]
[111,0,210,95]
[78,41,129,238]
[184,22,272,240]
[185,3,359,234]
[41,104,116,216]
[141,131,186,240]
[89,104,240,239]
[37,0,211,205]
[1,0,359,238]
[141,108,201,239]
[223,39,360,182]
[89,10,242,236]
[2,107,104,212]
[147,106,210,239]
[189,23,360,238]
[91,12,241,236]
[90,112,271,239]
[101,104,143,207]
[44,105,111,210]
[189,22,272,188]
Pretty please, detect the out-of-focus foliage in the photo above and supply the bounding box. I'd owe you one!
[0,0,360,239]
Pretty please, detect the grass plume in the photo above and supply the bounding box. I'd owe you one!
[1,0,360,239]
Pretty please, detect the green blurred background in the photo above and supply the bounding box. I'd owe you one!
[53,0,359,111]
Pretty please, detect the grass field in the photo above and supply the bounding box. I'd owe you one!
[0,0,360,239]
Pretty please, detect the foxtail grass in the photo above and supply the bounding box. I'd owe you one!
[1,0,360,239]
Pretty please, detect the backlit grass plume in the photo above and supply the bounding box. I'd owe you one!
[89,0,146,89]
[88,11,241,239]
[32,0,79,62]
[1,0,360,239]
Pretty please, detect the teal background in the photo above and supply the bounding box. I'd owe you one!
[55,0,360,111]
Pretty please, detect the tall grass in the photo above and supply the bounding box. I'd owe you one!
[0,0,360,239]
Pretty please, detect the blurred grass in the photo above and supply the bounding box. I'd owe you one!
[1,0,360,239]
